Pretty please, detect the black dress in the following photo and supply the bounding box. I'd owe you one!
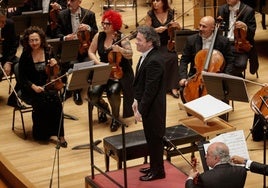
[147,9,179,92]
[19,48,64,141]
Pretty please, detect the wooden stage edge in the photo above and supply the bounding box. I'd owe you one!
[85,160,188,188]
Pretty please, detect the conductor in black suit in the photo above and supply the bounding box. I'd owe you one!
[185,142,247,188]
[132,25,166,181]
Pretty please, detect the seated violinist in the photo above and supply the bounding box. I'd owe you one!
[178,16,234,104]
[88,10,134,132]
[217,0,258,77]
[53,0,98,105]
[19,26,67,147]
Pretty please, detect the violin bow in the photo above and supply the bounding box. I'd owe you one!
[0,64,23,107]
[228,5,247,31]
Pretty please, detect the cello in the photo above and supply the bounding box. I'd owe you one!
[183,18,225,102]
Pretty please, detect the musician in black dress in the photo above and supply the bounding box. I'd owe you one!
[88,10,134,132]
[19,26,67,147]
[144,0,180,98]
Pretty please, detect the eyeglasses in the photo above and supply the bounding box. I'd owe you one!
[101,22,112,26]
[152,0,161,2]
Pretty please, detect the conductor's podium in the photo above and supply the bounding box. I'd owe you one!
[103,124,205,171]
[103,117,235,171]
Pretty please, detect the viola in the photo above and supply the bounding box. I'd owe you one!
[50,8,59,30]
[234,27,252,53]
[167,22,181,52]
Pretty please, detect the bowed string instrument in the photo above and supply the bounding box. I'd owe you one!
[166,2,200,52]
[76,2,94,55]
[229,5,252,53]
[107,30,137,80]
[183,17,225,102]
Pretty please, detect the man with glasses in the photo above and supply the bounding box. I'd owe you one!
[54,0,98,105]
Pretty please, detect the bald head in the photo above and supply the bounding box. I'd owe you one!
[206,142,230,168]
[199,16,215,39]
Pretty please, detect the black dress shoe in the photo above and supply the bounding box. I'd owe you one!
[98,112,108,123]
[110,119,120,132]
[139,167,151,174]
[139,171,165,181]
[73,91,83,105]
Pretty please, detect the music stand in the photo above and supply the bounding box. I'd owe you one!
[60,40,79,63]
[175,30,199,54]
[202,71,249,103]
[68,63,111,149]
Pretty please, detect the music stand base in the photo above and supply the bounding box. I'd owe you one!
[64,113,78,120]
[72,140,103,154]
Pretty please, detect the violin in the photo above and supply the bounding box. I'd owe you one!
[191,156,199,184]
[167,22,181,52]
[77,2,94,55]
[108,32,124,79]
[250,86,268,117]
[234,27,252,53]
[49,8,59,31]
[44,47,64,91]
[183,18,224,102]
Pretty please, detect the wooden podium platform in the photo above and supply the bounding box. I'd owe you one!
[85,160,188,188]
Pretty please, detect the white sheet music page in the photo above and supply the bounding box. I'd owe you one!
[203,130,250,160]
[183,94,233,121]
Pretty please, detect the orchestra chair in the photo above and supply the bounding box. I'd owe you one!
[11,63,33,139]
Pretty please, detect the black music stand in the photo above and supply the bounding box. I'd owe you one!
[12,12,49,36]
[47,39,80,120]
[69,63,112,150]
[202,71,249,103]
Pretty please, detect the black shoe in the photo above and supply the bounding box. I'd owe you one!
[60,141,68,148]
[73,91,83,105]
[139,171,165,181]
[110,119,120,132]
[139,167,151,174]
[170,92,179,99]
[98,112,107,123]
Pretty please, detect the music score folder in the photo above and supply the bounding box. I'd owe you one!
[183,94,233,122]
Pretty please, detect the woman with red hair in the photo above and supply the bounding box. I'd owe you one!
[88,10,134,132]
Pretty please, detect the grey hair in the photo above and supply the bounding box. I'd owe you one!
[136,25,160,48]
[212,142,230,163]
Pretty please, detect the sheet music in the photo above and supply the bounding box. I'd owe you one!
[203,130,250,160]
[73,60,94,70]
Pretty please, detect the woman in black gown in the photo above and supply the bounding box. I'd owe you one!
[19,26,67,147]
[145,0,181,98]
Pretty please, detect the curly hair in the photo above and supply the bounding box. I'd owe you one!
[102,10,122,31]
[20,26,48,52]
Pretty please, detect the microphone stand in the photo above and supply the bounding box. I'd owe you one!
[163,136,194,168]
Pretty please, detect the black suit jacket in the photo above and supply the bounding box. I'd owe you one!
[185,163,247,188]
[54,7,98,41]
[179,33,234,80]
[250,161,268,175]
[133,48,166,137]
